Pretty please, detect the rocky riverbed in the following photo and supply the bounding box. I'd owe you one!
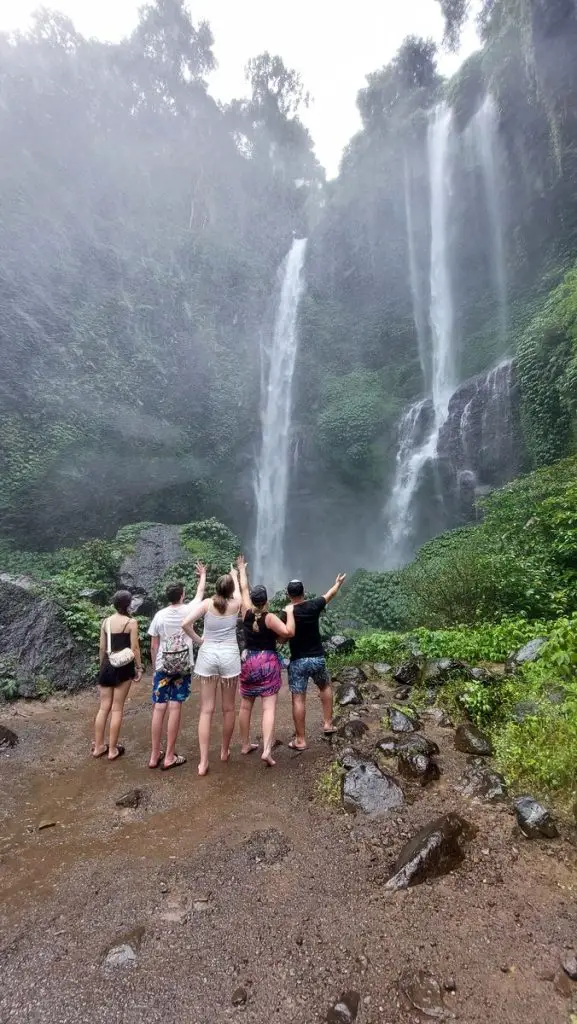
[1,667,576,1024]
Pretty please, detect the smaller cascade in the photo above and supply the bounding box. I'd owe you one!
[383,399,434,567]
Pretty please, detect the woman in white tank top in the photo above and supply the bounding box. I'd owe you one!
[182,568,241,776]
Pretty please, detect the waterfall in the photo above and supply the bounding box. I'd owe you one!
[404,159,429,388]
[469,95,507,349]
[383,105,455,567]
[253,238,307,591]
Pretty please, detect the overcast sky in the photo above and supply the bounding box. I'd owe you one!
[0,0,479,176]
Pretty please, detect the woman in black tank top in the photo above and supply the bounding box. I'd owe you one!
[237,557,295,766]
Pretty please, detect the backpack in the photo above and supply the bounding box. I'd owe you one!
[162,630,190,676]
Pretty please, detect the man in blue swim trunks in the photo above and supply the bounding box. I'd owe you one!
[285,572,346,750]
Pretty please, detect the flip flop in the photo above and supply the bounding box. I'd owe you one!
[323,727,337,736]
[161,754,187,772]
[108,745,125,762]
[148,751,165,769]
[288,739,307,752]
[92,744,109,759]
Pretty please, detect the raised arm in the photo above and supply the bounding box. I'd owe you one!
[323,572,347,604]
[230,563,241,603]
[266,604,295,639]
[237,555,251,614]
[182,598,209,638]
[193,561,207,602]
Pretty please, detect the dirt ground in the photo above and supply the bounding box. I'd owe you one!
[1,672,576,1024]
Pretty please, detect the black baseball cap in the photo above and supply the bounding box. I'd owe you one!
[287,579,305,597]
[250,585,268,606]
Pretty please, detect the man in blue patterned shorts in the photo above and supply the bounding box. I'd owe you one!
[285,572,346,751]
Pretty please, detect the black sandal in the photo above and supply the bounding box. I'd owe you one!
[108,745,125,762]
[161,754,187,771]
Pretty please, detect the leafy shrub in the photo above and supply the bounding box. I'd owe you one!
[335,568,411,631]
[316,761,345,807]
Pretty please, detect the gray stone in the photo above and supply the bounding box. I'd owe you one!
[396,733,439,757]
[398,751,440,786]
[457,763,507,802]
[0,725,18,748]
[514,796,559,839]
[119,524,188,603]
[373,663,392,677]
[326,991,360,1023]
[335,666,367,686]
[393,659,423,687]
[386,813,477,890]
[232,987,248,1006]
[342,759,404,816]
[103,926,144,969]
[400,971,446,1019]
[562,953,577,981]
[336,682,363,707]
[115,788,143,809]
[423,708,453,728]
[454,723,493,756]
[324,635,355,656]
[336,719,369,741]
[510,637,547,665]
[422,658,469,685]
[0,575,94,696]
[389,706,420,733]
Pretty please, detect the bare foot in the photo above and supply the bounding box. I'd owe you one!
[261,752,276,767]
[92,744,108,758]
[323,724,337,735]
[241,743,259,755]
[220,748,230,762]
[198,762,209,777]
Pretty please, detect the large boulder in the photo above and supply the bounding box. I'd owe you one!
[385,813,477,890]
[508,638,547,667]
[342,759,405,816]
[119,525,188,606]
[0,575,94,697]
[324,635,355,656]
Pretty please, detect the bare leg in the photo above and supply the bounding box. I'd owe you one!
[261,693,278,766]
[291,693,307,749]
[108,678,133,758]
[93,686,113,755]
[150,703,167,766]
[319,684,334,732]
[220,678,238,761]
[164,702,183,767]
[198,677,217,776]
[239,696,258,753]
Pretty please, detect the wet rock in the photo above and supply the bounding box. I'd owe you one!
[376,736,398,757]
[103,926,145,969]
[385,813,477,890]
[335,666,367,686]
[337,719,369,741]
[398,751,440,786]
[389,706,420,733]
[400,970,446,1019]
[336,682,363,707]
[373,663,392,677]
[454,723,493,756]
[0,575,94,696]
[424,708,453,728]
[396,733,439,757]
[342,759,404,817]
[562,953,577,981]
[394,686,412,701]
[422,658,469,685]
[514,796,559,839]
[115,788,143,809]
[339,747,363,770]
[324,635,355,656]
[78,587,108,605]
[511,699,541,724]
[243,828,290,864]
[119,524,188,606]
[232,987,248,1007]
[457,763,507,802]
[326,990,360,1023]
[0,725,18,749]
[393,659,423,687]
[509,637,547,666]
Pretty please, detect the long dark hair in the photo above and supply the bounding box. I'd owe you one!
[213,574,235,614]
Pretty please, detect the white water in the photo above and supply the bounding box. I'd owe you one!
[469,95,507,349]
[253,238,307,591]
[383,105,455,567]
[404,158,429,388]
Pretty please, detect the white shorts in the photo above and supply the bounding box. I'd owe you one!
[194,643,241,680]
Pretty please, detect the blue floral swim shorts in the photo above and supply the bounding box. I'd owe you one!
[287,656,330,695]
[152,671,191,704]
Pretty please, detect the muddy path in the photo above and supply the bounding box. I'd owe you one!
[1,673,576,1024]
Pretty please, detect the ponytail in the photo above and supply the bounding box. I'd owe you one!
[251,607,266,633]
[213,574,235,614]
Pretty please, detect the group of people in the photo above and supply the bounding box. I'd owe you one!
[92,557,346,774]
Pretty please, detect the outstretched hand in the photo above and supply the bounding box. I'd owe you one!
[195,561,206,576]
[335,572,346,588]
[236,554,247,572]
